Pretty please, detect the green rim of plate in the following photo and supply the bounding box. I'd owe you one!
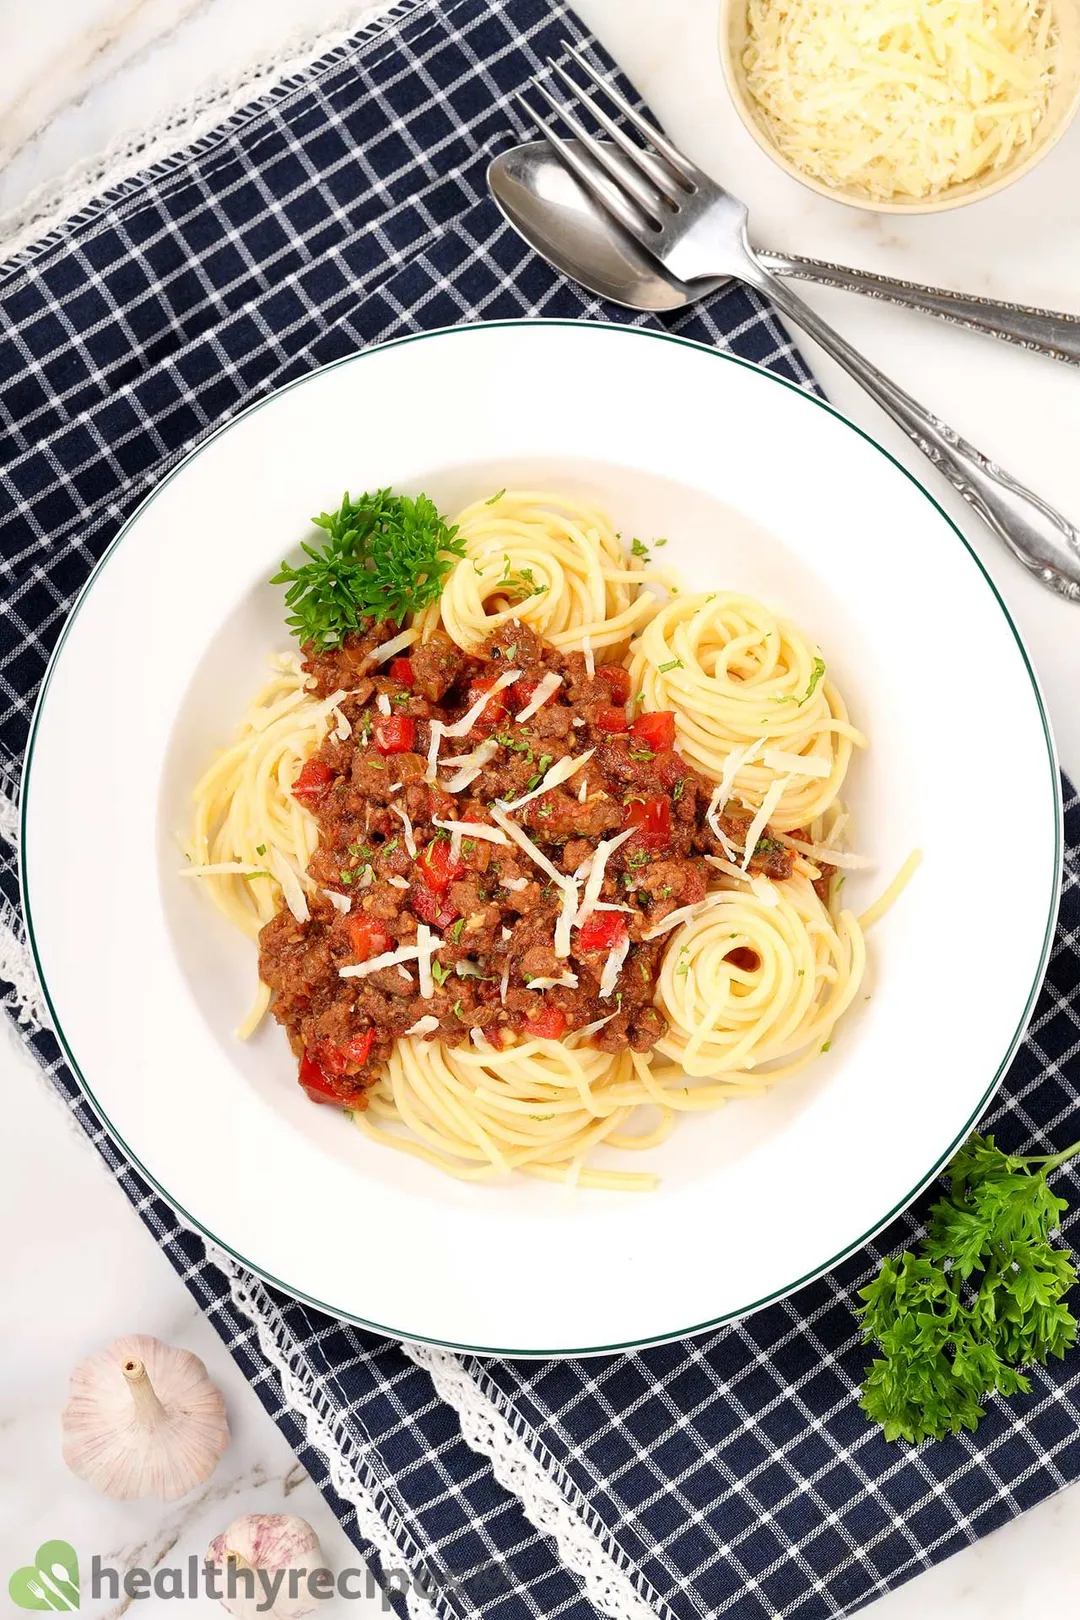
[20,319,1063,1356]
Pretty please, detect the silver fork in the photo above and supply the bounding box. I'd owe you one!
[516,45,1080,602]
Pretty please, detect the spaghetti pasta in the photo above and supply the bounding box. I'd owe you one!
[414,491,671,657]
[654,872,866,1080]
[184,487,912,1189]
[628,591,866,830]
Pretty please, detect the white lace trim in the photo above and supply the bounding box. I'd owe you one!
[0,0,413,269]
[220,1261,456,1620]
[406,1345,675,1620]
[0,785,49,1027]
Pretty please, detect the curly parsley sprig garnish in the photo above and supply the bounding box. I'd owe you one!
[858,1133,1080,1443]
[271,489,465,647]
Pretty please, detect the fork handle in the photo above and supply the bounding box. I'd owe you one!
[757,252,1080,367]
[754,269,1080,601]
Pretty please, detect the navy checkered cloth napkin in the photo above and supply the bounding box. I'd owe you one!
[2,2,1079,1616]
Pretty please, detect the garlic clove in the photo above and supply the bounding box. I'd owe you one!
[61,1334,229,1500]
[207,1514,323,1620]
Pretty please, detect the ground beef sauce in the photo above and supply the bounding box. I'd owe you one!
[258,619,795,1109]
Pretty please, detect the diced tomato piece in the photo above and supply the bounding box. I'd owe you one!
[299,1049,345,1104]
[373,714,416,754]
[595,704,628,733]
[466,677,509,729]
[631,710,676,752]
[576,911,628,954]
[623,795,672,851]
[292,758,335,805]
[344,1028,377,1066]
[416,837,465,893]
[523,1005,567,1041]
[655,749,685,792]
[348,915,391,961]
[597,666,631,705]
[389,658,414,687]
[411,880,459,930]
[510,677,540,712]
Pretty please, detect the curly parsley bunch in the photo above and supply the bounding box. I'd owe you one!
[859,1133,1080,1443]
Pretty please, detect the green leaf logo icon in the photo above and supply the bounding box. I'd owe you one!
[9,1542,80,1610]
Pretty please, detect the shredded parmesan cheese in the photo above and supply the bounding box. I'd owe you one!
[489,805,571,891]
[404,1015,440,1037]
[555,875,580,959]
[705,855,781,906]
[502,876,529,893]
[267,849,309,923]
[515,671,562,722]
[359,626,418,671]
[500,961,510,1004]
[762,748,831,780]
[777,834,874,870]
[386,875,410,890]
[441,669,521,738]
[575,827,635,926]
[582,634,595,677]
[567,1012,618,1040]
[432,817,509,846]
[498,749,594,813]
[339,944,420,978]
[389,804,417,858]
[599,934,631,998]
[643,892,725,940]
[323,888,352,913]
[375,692,390,716]
[743,0,1060,203]
[740,776,791,874]
[332,707,352,741]
[415,924,436,999]
[441,738,498,793]
[528,973,580,991]
[424,721,443,784]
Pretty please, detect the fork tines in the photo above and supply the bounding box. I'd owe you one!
[515,42,698,237]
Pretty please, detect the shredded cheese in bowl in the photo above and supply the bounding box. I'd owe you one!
[741,0,1061,202]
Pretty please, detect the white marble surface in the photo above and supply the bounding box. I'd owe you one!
[1,0,1079,1615]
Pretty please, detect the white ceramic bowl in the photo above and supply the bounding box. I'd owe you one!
[22,321,1060,1353]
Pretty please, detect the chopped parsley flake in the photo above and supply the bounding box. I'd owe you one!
[486,488,506,505]
[658,659,683,673]
[255,844,266,856]
[449,918,465,943]
[431,961,451,987]
[630,538,650,560]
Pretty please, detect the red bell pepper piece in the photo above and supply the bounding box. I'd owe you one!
[389,658,414,687]
[631,710,675,752]
[373,714,416,754]
[597,666,631,705]
[523,1005,568,1040]
[292,758,335,805]
[622,795,672,851]
[576,912,628,953]
[595,704,628,733]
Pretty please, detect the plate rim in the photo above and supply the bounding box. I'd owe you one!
[20,318,1063,1355]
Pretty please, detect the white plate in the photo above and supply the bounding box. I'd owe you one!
[22,322,1060,1354]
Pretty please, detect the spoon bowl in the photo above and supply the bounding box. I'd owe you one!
[488,140,723,310]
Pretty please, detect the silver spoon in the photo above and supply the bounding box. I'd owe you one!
[489,140,1080,363]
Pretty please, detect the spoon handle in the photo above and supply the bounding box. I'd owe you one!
[757,251,1080,367]
[754,268,1080,600]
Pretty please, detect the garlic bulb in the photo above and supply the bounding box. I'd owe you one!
[61,1334,229,1499]
[207,1515,322,1620]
